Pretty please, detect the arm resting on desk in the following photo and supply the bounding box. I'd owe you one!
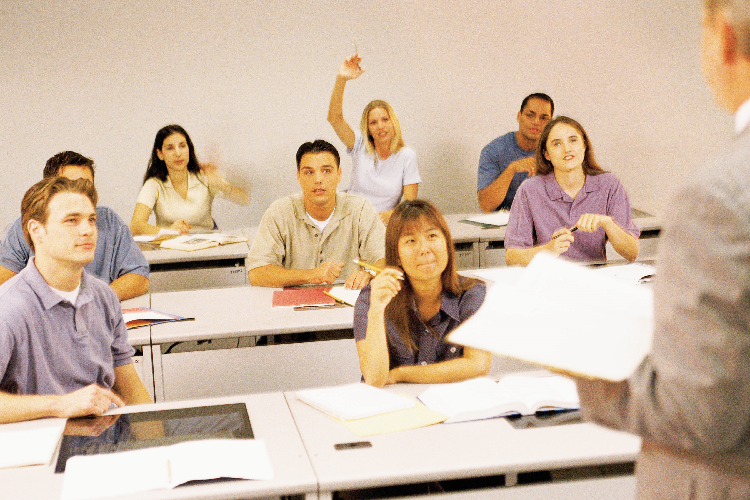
[0,385,125,424]
[109,274,150,301]
[248,263,344,288]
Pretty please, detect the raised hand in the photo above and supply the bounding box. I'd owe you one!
[338,54,364,81]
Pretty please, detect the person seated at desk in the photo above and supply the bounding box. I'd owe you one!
[0,151,149,301]
[131,124,250,235]
[477,93,554,213]
[248,139,385,289]
[505,116,640,266]
[327,53,421,225]
[0,177,152,424]
[354,199,491,388]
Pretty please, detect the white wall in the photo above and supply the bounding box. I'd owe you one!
[0,0,731,230]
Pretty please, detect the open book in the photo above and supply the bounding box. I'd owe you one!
[121,307,188,329]
[448,253,654,381]
[159,233,248,251]
[296,383,416,421]
[418,375,579,424]
[60,439,273,500]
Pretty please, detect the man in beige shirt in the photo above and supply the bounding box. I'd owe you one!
[247,140,385,289]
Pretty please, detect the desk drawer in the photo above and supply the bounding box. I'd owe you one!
[149,258,246,292]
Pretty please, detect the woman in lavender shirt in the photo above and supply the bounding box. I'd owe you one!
[505,116,640,265]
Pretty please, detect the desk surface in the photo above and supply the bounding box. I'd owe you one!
[0,392,317,500]
[149,285,354,343]
[286,382,640,494]
[140,240,250,265]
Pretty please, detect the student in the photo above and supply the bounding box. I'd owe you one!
[131,124,249,235]
[477,93,554,213]
[0,151,149,301]
[0,177,152,424]
[504,116,639,265]
[327,53,421,225]
[353,199,491,388]
[247,139,385,289]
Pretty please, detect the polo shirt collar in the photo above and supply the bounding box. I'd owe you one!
[410,288,462,324]
[543,172,601,201]
[292,192,344,225]
[22,258,93,311]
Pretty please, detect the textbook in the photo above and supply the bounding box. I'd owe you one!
[159,233,248,251]
[121,307,188,329]
[60,439,273,500]
[448,252,654,381]
[418,375,579,424]
[296,383,416,421]
[272,287,336,308]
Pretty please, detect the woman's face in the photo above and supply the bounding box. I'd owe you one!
[397,217,448,284]
[543,123,586,174]
[367,107,394,148]
[157,133,190,173]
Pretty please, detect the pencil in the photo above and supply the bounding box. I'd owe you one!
[552,227,578,239]
[353,259,384,275]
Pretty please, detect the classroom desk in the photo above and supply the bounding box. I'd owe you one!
[122,294,155,401]
[0,392,318,500]
[444,210,661,269]
[286,381,640,499]
[147,286,362,402]
[140,240,250,292]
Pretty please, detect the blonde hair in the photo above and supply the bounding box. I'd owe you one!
[359,100,405,161]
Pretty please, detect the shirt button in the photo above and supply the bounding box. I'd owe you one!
[420,361,427,366]
[450,347,457,353]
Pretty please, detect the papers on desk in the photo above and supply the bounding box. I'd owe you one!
[459,211,510,228]
[448,253,654,381]
[296,383,416,421]
[593,262,656,284]
[0,418,65,469]
[159,233,248,251]
[418,375,579,424]
[122,307,188,329]
[325,286,361,307]
[60,439,273,500]
[132,228,180,242]
[272,287,336,308]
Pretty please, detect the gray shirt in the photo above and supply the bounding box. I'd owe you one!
[0,259,134,396]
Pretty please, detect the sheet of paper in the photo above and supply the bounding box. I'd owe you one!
[341,400,447,437]
[449,253,653,381]
[326,286,361,306]
[593,262,656,284]
[0,418,65,469]
[460,211,511,227]
[296,383,415,420]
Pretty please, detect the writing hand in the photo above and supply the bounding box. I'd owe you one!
[547,228,574,255]
[169,220,191,235]
[54,384,125,419]
[311,261,345,284]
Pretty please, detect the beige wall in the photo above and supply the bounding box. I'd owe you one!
[0,0,730,231]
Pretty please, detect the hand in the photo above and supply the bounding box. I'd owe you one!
[311,261,345,284]
[338,54,364,80]
[64,414,121,437]
[368,267,404,312]
[510,156,537,176]
[344,269,373,290]
[54,384,125,419]
[169,220,191,235]
[575,213,612,233]
[379,209,394,226]
[546,228,574,255]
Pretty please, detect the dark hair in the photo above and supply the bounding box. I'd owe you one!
[536,116,606,176]
[296,139,340,170]
[143,124,201,183]
[22,177,98,252]
[520,93,554,117]
[384,199,480,351]
[43,151,95,180]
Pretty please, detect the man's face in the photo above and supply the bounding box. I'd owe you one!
[58,165,94,184]
[297,152,342,207]
[29,192,97,268]
[517,98,553,145]
[700,7,731,111]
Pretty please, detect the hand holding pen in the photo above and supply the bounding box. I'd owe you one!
[355,260,404,312]
[548,227,576,255]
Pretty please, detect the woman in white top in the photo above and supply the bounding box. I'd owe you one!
[130,124,249,235]
[327,53,421,225]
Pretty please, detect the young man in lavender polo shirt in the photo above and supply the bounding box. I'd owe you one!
[0,177,152,424]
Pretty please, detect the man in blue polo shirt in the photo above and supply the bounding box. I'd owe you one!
[477,93,554,212]
[0,177,151,424]
[0,151,149,300]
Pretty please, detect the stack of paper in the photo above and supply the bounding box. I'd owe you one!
[0,418,65,469]
[459,211,511,228]
[296,383,416,421]
[121,307,186,329]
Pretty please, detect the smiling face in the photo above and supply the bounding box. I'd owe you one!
[29,191,97,268]
[156,133,190,173]
[397,216,449,285]
[297,151,342,209]
[543,123,586,174]
[367,107,395,149]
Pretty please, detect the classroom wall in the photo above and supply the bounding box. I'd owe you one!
[0,0,731,231]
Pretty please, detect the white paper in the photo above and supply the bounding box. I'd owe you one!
[296,383,415,421]
[462,211,510,227]
[0,418,65,469]
[326,286,361,306]
[132,228,179,242]
[593,262,656,284]
[448,253,654,381]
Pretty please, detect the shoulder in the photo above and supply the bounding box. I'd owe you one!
[483,132,515,150]
[95,206,127,227]
[2,217,26,244]
[261,195,300,222]
[337,192,373,212]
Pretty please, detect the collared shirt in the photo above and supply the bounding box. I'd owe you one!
[0,206,149,282]
[0,259,134,396]
[347,131,421,212]
[353,281,486,369]
[505,172,640,262]
[477,131,534,210]
[247,192,385,280]
[136,172,217,231]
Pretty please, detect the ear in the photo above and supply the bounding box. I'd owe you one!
[156,149,164,161]
[27,219,44,246]
[543,150,549,161]
[516,111,522,125]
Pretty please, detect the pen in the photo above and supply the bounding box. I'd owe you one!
[551,227,578,239]
[353,259,383,276]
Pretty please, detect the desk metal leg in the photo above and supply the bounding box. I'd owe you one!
[313,493,332,500]
[505,472,518,486]
[151,344,165,402]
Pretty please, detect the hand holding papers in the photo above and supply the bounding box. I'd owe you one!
[448,253,654,381]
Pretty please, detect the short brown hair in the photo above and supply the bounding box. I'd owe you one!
[22,177,98,251]
[43,151,95,180]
